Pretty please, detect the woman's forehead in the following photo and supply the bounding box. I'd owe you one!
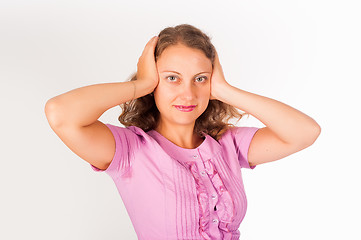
[157,45,212,71]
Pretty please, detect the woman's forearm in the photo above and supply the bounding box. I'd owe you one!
[214,83,321,146]
[45,80,153,128]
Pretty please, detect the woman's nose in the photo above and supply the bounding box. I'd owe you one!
[180,82,196,99]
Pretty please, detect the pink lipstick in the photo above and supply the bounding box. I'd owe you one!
[174,105,196,112]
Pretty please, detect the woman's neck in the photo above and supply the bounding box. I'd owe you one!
[154,124,204,149]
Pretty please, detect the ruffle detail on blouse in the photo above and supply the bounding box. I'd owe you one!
[185,159,235,239]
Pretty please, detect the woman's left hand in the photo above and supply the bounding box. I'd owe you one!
[210,50,230,100]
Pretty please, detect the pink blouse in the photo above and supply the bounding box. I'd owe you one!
[91,124,259,240]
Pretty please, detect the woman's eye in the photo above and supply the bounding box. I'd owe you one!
[167,76,177,81]
[166,75,207,82]
[196,76,207,82]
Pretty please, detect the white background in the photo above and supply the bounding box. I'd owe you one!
[1,0,360,239]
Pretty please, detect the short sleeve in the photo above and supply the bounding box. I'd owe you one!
[232,126,260,169]
[90,124,140,179]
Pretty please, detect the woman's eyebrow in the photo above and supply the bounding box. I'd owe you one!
[161,70,211,75]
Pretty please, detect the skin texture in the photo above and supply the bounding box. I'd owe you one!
[145,37,320,166]
[154,44,213,149]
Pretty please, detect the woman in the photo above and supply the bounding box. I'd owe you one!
[45,24,321,239]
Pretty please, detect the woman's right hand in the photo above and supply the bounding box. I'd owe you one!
[136,36,159,93]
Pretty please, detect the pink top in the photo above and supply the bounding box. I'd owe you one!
[91,124,259,240]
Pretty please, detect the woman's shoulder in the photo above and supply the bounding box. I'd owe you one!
[126,125,147,135]
[217,125,260,142]
[104,124,151,141]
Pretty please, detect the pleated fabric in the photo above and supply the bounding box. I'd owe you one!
[91,124,259,240]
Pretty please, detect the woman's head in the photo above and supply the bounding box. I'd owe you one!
[154,42,213,134]
[119,24,247,140]
[154,24,216,67]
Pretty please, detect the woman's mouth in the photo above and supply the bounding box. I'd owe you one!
[174,105,196,112]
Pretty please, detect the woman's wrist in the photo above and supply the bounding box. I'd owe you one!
[133,79,157,98]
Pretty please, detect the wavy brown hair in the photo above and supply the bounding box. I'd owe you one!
[118,24,249,141]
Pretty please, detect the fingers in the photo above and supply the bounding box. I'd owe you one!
[136,36,160,88]
[145,36,158,49]
[213,50,222,69]
[214,50,219,62]
[141,36,158,57]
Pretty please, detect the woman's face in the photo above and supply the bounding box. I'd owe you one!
[154,43,213,130]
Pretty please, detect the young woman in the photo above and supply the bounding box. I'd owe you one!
[45,24,321,239]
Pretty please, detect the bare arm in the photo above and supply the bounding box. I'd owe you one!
[45,36,159,127]
[45,80,153,128]
[210,50,321,167]
[44,81,155,170]
[44,36,159,170]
